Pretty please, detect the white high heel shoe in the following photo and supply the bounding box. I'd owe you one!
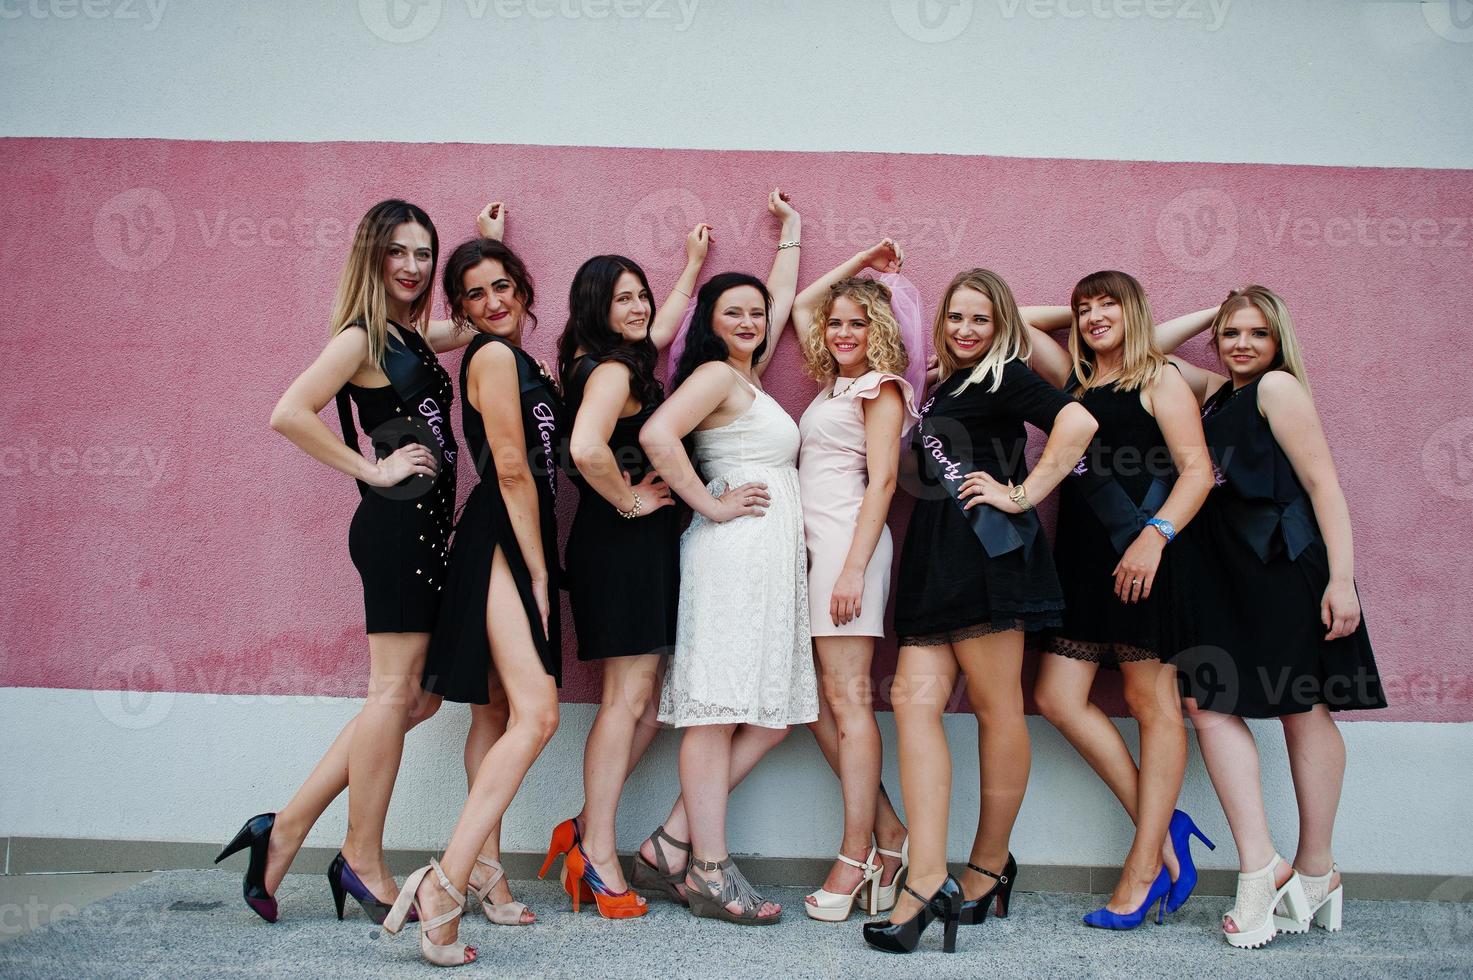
[873,837,909,913]
[383,859,476,968]
[1222,855,1310,949]
[1275,864,1343,934]
[804,847,882,922]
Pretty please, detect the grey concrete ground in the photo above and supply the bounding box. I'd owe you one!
[0,869,1469,978]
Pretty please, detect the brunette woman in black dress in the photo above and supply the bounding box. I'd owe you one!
[1158,285,1384,949]
[525,253,698,919]
[218,200,500,924]
[1020,272,1215,929]
[867,268,1096,954]
[383,236,566,966]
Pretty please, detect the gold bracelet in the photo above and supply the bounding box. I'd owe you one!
[777,241,801,250]
[1008,484,1033,512]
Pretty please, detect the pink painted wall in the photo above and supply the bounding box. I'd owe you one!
[1,138,1469,722]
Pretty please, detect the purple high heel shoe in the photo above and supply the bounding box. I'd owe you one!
[329,851,415,924]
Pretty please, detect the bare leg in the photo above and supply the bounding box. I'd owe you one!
[1281,705,1345,890]
[954,631,1030,902]
[463,677,533,922]
[1035,653,1181,880]
[1101,659,1186,912]
[264,685,442,894]
[637,722,791,883]
[1184,698,1292,934]
[340,631,433,904]
[805,636,884,904]
[886,642,959,924]
[580,654,663,892]
[681,723,783,918]
[415,549,559,952]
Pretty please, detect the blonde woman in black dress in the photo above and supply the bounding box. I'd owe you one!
[1158,285,1384,949]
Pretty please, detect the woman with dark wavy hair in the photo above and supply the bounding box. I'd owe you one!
[529,251,698,919]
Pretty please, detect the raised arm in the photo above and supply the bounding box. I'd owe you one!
[755,188,801,378]
[649,222,711,351]
[1258,372,1361,640]
[1019,305,1074,389]
[425,200,508,354]
[639,362,770,523]
[468,340,552,634]
[828,382,906,628]
[792,239,904,351]
[569,361,674,516]
[1112,367,1215,603]
[1154,305,1226,405]
[269,328,436,487]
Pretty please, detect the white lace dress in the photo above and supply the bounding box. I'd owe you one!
[657,370,819,729]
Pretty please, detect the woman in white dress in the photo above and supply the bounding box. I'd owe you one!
[638,190,817,924]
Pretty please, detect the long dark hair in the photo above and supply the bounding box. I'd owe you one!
[671,272,771,389]
[441,237,537,337]
[557,254,662,407]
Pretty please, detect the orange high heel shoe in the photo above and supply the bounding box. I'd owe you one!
[540,818,595,903]
[566,842,648,919]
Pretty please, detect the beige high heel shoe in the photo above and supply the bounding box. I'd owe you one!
[470,855,533,926]
[1222,855,1309,949]
[1275,865,1343,934]
[804,846,882,922]
[383,859,476,968]
[874,837,910,913]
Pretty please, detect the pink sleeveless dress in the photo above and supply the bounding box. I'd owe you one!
[797,371,918,637]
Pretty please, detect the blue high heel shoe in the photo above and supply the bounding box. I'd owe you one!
[1164,809,1216,914]
[1082,868,1171,929]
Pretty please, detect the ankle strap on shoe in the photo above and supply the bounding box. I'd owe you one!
[836,848,880,876]
[966,861,1009,885]
[473,855,505,895]
[421,859,467,932]
[652,825,691,853]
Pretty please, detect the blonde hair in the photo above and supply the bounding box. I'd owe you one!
[1210,284,1311,392]
[933,268,1032,394]
[1068,269,1167,393]
[329,200,438,369]
[801,278,909,384]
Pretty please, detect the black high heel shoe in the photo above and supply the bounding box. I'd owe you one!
[861,875,962,954]
[959,853,1017,925]
[328,851,405,925]
[215,812,278,923]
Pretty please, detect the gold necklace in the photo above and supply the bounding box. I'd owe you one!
[829,374,864,399]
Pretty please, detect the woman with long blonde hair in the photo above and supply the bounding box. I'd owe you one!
[788,240,920,922]
[1020,270,1215,929]
[868,268,1097,953]
[1157,284,1384,949]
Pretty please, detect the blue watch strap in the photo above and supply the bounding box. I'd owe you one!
[1146,517,1176,543]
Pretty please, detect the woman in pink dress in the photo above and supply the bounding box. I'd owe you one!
[791,241,923,921]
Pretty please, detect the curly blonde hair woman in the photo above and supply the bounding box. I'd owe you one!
[800,276,910,383]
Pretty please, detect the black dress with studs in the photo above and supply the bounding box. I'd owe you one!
[336,324,458,635]
[423,335,565,701]
[1173,373,1385,718]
